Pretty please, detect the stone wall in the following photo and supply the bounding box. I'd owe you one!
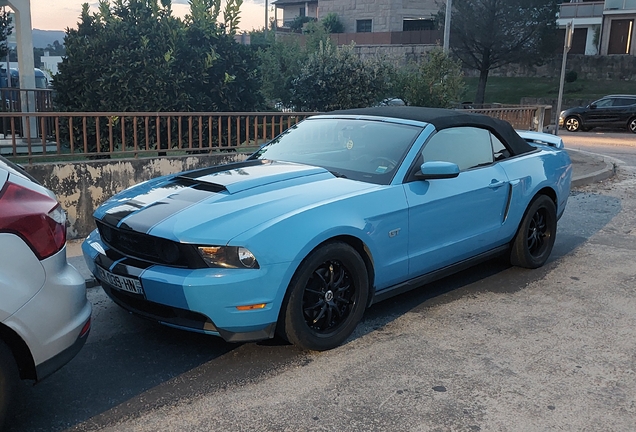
[464,54,636,81]
[23,153,248,240]
[352,44,438,66]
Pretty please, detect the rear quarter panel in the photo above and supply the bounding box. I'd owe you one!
[498,147,572,241]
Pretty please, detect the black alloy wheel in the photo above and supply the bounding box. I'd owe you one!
[510,195,557,269]
[564,116,581,132]
[279,242,369,351]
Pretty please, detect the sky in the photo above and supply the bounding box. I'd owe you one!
[29,0,268,32]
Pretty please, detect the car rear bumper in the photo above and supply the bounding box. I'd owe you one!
[82,230,290,342]
[3,244,92,380]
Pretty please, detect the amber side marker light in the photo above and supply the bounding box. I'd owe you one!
[236,303,267,311]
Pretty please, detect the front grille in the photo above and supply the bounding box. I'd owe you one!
[104,285,217,332]
[95,220,207,269]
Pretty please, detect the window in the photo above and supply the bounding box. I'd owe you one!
[403,19,435,31]
[299,7,305,16]
[614,97,636,107]
[421,127,494,171]
[356,19,372,33]
[593,98,613,108]
[491,134,510,161]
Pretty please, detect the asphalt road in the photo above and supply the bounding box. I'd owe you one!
[560,129,636,167]
[7,137,636,431]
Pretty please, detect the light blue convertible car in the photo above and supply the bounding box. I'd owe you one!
[83,107,572,351]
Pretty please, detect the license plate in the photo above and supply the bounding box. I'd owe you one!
[96,266,144,295]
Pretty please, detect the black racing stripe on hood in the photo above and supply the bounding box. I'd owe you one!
[101,203,146,228]
[176,159,269,181]
[117,185,217,234]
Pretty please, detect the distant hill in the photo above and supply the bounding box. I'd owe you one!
[32,29,66,49]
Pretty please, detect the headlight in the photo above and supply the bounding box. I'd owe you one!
[197,246,260,269]
[559,111,565,118]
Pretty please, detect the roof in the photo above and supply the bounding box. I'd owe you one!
[328,106,535,156]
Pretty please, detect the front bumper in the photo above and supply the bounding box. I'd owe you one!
[82,230,292,342]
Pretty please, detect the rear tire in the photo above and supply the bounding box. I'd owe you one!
[510,195,557,269]
[0,341,18,430]
[279,242,369,351]
[564,116,581,132]
[628,117,636,134]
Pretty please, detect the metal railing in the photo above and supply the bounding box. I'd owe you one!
[559,1,605,18]
[0,106,550,163]
[0,88,55,113]
[605,0,636,10]
[0,112,312,162]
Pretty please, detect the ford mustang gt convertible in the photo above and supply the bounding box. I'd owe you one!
[83,107,572,351]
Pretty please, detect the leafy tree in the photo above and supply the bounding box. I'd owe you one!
[45,40,67,56]
[289,15,315,33]
[0,9,11,60]
[396,48,465,108]
[54,0,261,112]
[256,22,334,109]
[257,33,304,108]
[446,0,558,104]
[290,42,392,111]
[321,13,344,34]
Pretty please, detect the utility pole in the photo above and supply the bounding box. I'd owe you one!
[555,20,573,136]
[443,0,452,54]
[264,0,269,38]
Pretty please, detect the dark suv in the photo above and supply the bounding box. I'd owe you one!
[559,95,636,133]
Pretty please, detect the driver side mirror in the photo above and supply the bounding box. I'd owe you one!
[415,161,460,180]
[589,103,597,109]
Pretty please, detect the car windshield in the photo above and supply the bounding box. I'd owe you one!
[250,118,423,184]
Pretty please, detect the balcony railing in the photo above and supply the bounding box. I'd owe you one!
[559,1,604,18]
[605,0,636,10]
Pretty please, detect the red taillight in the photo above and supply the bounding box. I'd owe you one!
[79,317,91,338]
[0,180,67,260]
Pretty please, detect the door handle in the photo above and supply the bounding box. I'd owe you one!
[488,179,507,189]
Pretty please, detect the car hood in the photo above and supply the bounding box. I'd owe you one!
[561,106,588,116]
[94,160,377,244]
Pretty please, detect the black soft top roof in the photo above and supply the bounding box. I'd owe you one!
[328,106,535,156]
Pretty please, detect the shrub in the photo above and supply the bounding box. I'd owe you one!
[565,70,578,83]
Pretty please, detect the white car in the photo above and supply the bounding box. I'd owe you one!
[0,156,92,428]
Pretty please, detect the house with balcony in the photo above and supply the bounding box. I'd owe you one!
[558,0,636,55]
[272,0,440,44]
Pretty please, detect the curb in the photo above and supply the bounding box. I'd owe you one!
[567,148,620,188]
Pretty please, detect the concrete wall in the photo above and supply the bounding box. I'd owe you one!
[23,153,248,240]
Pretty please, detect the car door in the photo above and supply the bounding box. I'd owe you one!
[615,97,636,125]
[584,97,617,126]
[404,127,510,277]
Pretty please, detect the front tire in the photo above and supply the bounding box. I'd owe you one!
[628,117,636,134]
[0,341,18,430]
[279,242,369,351]
[510,195,557,269]
[564,116,581,132]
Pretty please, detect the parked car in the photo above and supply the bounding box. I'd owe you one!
[559,94,636,133]
[82,107,572,352]
[0,156,92,428]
